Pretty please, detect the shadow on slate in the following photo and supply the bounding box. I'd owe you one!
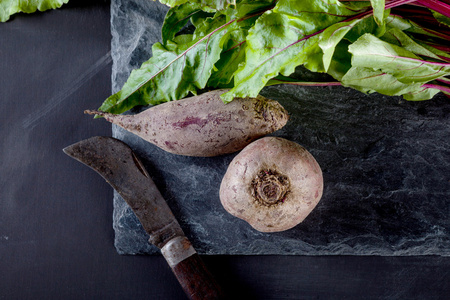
[109,0,450,255]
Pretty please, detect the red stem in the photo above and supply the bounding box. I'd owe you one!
[423,83,450,93]
[415,0,450,18]
[436,77,450,84]
[269,80,342,87]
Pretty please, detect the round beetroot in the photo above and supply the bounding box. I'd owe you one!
[219,137,323,232]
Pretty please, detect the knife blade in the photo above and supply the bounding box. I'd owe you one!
[63,136,224,299]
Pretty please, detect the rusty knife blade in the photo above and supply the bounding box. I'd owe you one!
[63,136,184,248]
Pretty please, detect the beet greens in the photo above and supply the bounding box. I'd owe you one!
[99,0,450,114]
[0,0,69,22]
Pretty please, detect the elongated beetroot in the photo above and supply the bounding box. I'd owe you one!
[86,89,289,157]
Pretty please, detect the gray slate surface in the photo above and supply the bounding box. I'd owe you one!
[110,0,450,255]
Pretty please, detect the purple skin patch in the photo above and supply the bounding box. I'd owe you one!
[164,140,179,150]
[172,113,233,129]
[172,116,208,129]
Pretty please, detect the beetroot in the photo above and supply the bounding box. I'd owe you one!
[86,89,289,157]
[219,137,323,232]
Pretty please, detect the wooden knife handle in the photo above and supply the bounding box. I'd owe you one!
[161,237,225,300]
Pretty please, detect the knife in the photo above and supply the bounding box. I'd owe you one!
[63,136,224,300]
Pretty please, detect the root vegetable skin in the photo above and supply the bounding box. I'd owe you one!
[219,137,323,233]
[86,89,289,157]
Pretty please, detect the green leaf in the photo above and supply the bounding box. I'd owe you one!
[380,27,445,61]
[0,0,68,22]
[385,14,412,31]
[98,17,238,114]
[419,43,450,61]
[221,11,321,101]
[207,0,276,87]
[157,0,237,11]
[319,18,364,72]
[341,66,423,96]
[157,0,189,7]
[341,32,450,100]
[232,0,276,18]
[326,40,353,81]
[370,0,385,27]
[320,15,385,74]
[207,26,248,87]
[221,0,362,102]
[387,14,449,41]
[348,33,450,84]
[403,85,441,101]
[161,2,209,44]
[431,10,450,27]
[272,0,361,25]
[192,10,227,39]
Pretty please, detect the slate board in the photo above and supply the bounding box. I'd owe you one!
[110,0,450,255]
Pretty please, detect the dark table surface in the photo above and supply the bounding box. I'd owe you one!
[1,1,449,299]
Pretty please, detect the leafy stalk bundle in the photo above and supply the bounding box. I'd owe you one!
[99,0,450,114]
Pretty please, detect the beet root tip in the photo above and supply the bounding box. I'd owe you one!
[84,109,103,116]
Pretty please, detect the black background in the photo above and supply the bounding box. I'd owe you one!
[1,1,449,299]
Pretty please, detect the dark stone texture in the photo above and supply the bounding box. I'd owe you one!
[111,0,450,255]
